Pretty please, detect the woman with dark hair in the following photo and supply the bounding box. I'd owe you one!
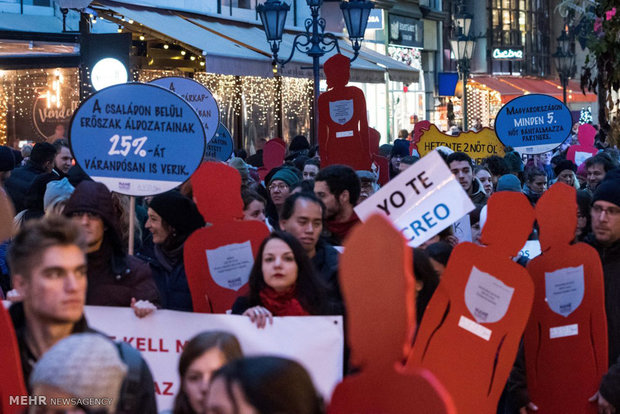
[412,248,440,324]
[241,190,266,223]
[424,241,453,278]
[576,190,592,241]
[205,356,324,414]
[173,331,243,414]
[138,191,205,312]
[523,167,548,207]
[232,231,331,327]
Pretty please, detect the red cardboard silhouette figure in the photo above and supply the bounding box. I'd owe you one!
[407,192,536,414]
[258,138,286,181]
[412,120,431,151]
[318,54,371,171]
[567,124,598,166]
[0,189,27,414]
[184,162,270,313]
[524,183,607,413]
[329,214,456,414]
[369,127,380,157]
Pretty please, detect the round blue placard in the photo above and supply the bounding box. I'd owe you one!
[495,94,572,155]
[205,123,234,161]
[69,83,206,196]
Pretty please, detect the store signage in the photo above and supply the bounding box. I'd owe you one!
[366,8,383,30]
[150,77,219,144]
[90,58,128,91]
[355,150,474,247]
[388,14,424,48]
[417,124,505,165]
[205,123,234,161]
[492,47,524,60]
[32,93,80,142]
[495,94,572,155]
[69,83,206,196]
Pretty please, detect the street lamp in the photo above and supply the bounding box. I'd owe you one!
[450,5,475,130]
[257,0,374,144]
[553,28,575,104]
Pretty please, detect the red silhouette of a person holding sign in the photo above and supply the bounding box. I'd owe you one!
[318,54,371,171]
[184,162,270,313]
[567,123,598,166]
[524,183,607,413]
[407,192,536,414]
[329,214,455,414]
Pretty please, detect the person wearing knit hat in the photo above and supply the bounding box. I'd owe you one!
[229,157,251,189]
[0,145,23,172]
[554,159,578,188]
[30,333,127,413]
[389,139,410,178]
[496,174,523,193]
[142,191,204,311]
[43,177,74,214]
[504,151,524,175]
[586,169,620,411]
[64,181,160,309]
[268,167,301,223]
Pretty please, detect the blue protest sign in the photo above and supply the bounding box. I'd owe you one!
[150,77,219,144]
[205,123,234,161]
[69,83,206,196]
[495,94,572,155]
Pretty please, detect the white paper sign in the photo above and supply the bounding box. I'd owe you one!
[355,151,475,247]
[464,266,515,323]
[336,130,354,138]
[545,265,585,317]
[518,240,542,259]
[83,306,344,412]
[574,151,590,166]
[329,99,354,125]
[549,323,579,339]
[458,315,492,341]
[452,214,472,243]
[206,241,254,291]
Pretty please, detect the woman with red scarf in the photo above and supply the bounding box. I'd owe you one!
[232,232,333,328]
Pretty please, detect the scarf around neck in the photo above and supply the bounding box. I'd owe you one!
[259,286,310,316]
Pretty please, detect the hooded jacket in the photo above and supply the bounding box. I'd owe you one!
[64,182,160,307]
[5,161,48,212]
[469,176,488,207]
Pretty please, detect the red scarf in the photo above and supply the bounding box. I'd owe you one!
[259,286,310,316]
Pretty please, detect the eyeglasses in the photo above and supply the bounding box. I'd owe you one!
[269,183,289,192]
[592,204,620,217]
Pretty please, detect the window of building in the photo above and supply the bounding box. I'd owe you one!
[489,0,549,76]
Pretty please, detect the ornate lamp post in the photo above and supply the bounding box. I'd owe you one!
[450,4,475,130]
[257,0,374,144]
[552,28,575,104]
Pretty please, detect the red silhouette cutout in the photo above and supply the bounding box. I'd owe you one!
[524,183,607,413]
[258,138,286,181]
[407,192,536,413]
[0,190,27,414]
[567,124,598,166]
[329,214,455,414]
[412,120,431,151]
[184,163,270,313]
[318,54,371,171]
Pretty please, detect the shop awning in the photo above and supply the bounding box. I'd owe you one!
[470,76,596,104]
[94,1,418,83]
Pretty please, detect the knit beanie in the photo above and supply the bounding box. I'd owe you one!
[0,146,22,171]
[576,162,588,179]
[496,174,522,192]
[270,167,300,188]
[44,178,75,211]
[289,135,310,152]
[229,157,249,182]
[592,169,620,208]
[149,191,205,236]
[504,151,524,173]
[554,159,577,177]
[391,139,410,158]
[30,333,127,413]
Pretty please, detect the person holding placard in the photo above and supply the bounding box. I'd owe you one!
[231,232,334,328]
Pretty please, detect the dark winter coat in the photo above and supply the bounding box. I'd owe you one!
[469,177,488,207]
[586,235,620,408]
[4,161,48,212]
[8,302,158,414]
[312,239,342,301]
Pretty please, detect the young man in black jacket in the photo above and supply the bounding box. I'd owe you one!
[8,215,157,414]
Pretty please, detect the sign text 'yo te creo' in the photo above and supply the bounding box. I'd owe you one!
[354,150,475,247]
[150,77,219,144]
[69,83,206,197]
[495,94,572,155]
[205,123,234,161]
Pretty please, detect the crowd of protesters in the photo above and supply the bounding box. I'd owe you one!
[0,123,619,413]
